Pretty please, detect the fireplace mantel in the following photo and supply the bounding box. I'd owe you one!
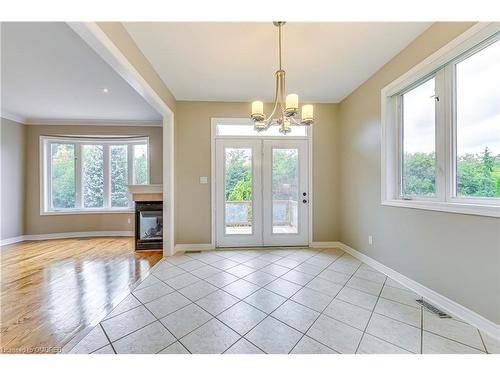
[128,184,163,202]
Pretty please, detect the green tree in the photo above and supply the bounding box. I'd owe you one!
[82,145,104,208]
[403,147,499,198]
[111,146,128,207]
[227,177,252,201]
[225,149,251,200]
[403,152,436,196]
[457,147,497,197]
[134,152,148,184]
[272,149,298,200]
[51,144,75,208]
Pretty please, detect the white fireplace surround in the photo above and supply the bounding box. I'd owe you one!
[128,184,163,194]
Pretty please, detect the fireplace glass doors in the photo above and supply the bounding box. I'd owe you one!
[135,201,163,250]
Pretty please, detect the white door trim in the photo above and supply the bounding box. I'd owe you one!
[211,118,313,248]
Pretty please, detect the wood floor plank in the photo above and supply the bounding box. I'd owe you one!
[0,237,162,353]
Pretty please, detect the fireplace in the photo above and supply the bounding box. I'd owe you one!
[135,201,163,250]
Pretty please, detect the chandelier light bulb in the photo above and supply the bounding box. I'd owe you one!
[301,104,314,125]
[251,101,264,121]
[285,94,298,113]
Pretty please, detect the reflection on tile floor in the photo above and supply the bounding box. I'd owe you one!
[67,247,499,354]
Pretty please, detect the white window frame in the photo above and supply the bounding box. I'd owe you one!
[40,135,150,215]
[381,23,500,218]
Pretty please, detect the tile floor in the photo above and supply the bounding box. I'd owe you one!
[67,247,499,354]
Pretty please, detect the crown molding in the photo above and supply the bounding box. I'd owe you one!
[24,118,162,127]
[1,112,162,127]
[1,111,27,124]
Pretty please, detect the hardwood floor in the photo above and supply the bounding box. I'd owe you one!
[0,237,162,353]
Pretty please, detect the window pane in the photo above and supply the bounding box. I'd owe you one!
[402,77,436,196]
[133,144,148,185]
[456,40,500,198]
[51,143,75,209]
[272,148,299,234]
[224,148,252,235]
[111,145,129,207]
[217,123,307,137]
[83,145,104,208]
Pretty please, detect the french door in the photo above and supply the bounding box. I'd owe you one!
[215,138,309,247]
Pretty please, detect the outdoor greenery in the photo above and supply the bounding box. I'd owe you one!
[403,147,500,197]
[50,142,148,210]
[51,144,75,208]
[225,149,252,201]
[83,145,104,208]
[133,145,148,185]
[224,148,299,201]
[111,145,129,207]
[272,149,298,200]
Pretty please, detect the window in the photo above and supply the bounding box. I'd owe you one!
[382,24,499,217]
[41,136,149,214]
[401,77,437,197]
[455,40,500,198]
[215,118,309,137]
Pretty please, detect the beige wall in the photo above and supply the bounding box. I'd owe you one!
[24,124,163,235]
[338,22,500,324]
[175,101,340,244]
[1,117,26,240]
[97,22,177,113]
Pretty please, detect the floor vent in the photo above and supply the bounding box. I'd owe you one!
[185,250,202,253]
[416,299,452,318]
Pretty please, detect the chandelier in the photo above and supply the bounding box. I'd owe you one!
[251,22,314,134]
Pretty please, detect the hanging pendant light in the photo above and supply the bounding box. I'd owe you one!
[250,22,314,134]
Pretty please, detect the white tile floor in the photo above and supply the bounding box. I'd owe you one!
[67,247,499,354]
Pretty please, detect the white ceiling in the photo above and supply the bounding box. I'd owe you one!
[124,22,432,103]
[1,22,161,123]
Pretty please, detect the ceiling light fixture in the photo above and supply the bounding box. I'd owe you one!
[251,22,314,134]
[102,88,109,94]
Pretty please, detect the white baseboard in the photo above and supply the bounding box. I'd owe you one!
[309,241,342,248]
[336,242,500,341]
[0,231,134,246]
[174,243,215,253]
[0,235,26,246]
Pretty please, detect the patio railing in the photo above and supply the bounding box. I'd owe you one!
[225,200,298,227]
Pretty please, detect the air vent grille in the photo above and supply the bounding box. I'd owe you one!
[416,299,451,318]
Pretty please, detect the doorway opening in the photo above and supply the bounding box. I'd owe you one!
[212,118,312,248]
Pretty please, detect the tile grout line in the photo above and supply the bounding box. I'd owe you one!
[353,276,388,354]
[99,322,117,354]
[420,303,424,354]
[477,329,489,353]
[288,259,364,354]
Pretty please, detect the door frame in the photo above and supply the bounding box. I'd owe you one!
[210,117,313,248]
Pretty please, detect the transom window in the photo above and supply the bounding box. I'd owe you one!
[215,118,309,137]
[382,25,499,217]
[41,136,149,214]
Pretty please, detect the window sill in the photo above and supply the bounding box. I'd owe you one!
[382,199,499,218]
[41,209,134,216]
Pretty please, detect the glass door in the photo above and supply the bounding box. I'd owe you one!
[215,139,262,247]
[215,138,309,247]
[262,140,309,246]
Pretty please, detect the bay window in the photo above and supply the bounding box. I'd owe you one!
[382,24,499,217]
[41,136,149,214]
